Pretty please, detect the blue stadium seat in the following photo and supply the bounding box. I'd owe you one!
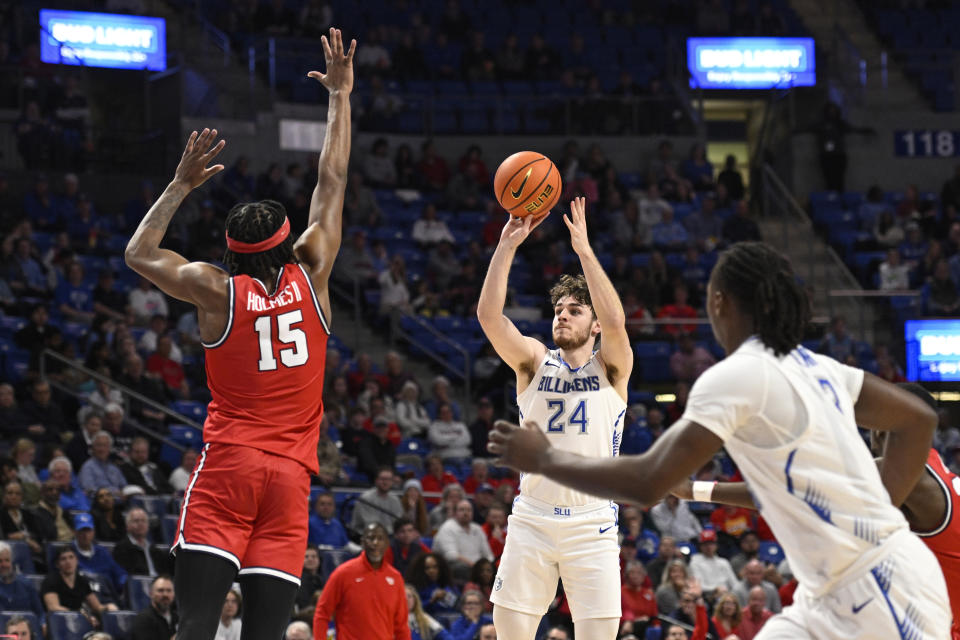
[320,549,358,581]
[102,610,137,640]
[168,424,202,447]
[6,541,34,575]
[127,576,153,613]
[128,494,173,521]
[48,611,94,640]
[170,400,206,423]
[645,626,662,640]
[0,611,41,639]
[758,541,785,565]
[23,574,44,594]
[676,541,697,557]
[161,515,180,545]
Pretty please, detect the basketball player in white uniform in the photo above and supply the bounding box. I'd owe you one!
[477,197,632,640]
[490,242,951,639]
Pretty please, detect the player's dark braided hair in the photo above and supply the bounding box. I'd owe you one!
[222,200,296,278]
[713,241,809,357]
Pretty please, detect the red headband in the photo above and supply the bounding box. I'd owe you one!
[225,217,290,253]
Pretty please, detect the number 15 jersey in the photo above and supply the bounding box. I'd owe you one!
[203,264,329,473]
[516,350,626,507]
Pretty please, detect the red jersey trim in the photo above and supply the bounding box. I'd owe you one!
[200,278,235,349]
[915,462,954,538]
[296,263,331,335]
[251,267,286,297]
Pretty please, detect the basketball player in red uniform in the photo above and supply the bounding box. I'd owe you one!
[672,382,960,638]
[124,27,355,640]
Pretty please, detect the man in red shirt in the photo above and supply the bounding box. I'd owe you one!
[736,586,773,640]
[124,28,356,640]
[709,504,754,540]
[145,335,187,398]
[314,523,411,640]
[655,283,698,336]
[620,561,656,638]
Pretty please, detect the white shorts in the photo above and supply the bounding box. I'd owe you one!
[759,531,951,640]
[490,495,621,623]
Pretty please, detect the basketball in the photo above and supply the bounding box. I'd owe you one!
[493,151,562,217]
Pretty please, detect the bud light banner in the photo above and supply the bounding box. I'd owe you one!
[687,37,815,89]
[906,319,960,382]
[40,9,167,71]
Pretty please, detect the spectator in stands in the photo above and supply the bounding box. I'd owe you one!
[48,457,90,513]
[650,494,701,543]
[929,257,960,314]
[878,247,911,290]
[736,585,773,640]
[459,145,490,189]
[730,530,761,577]
[619,561,656,638]
[119,437,172,496]
[12,439,40,501]
[422,454,458,501]
[88,367,124,415]
[146,335,188,399]
[77,432,126,499]
[216,588,242,640]
[294,545,323,618]
[396,381,431,439]
[335,229,377,287]
[433,500,493,581]
[406,551,460,616]
[449,587,492,637]
[669,333,716,384]
[429,483,465,533]
[400,481,431,537]
[387,516,430,579]
[722,200,761,244]
[406,583,451,640]
[733,560,781,614]
[308,491,349,549]
[221,156,254,200]
[118,355,169,429]
[817,315,854,363]
[426,376,461,420]
[4,615,35,640]
[128,277,168,325]
[444,167,483,212]
[418,141,451,192]
[34,479,72,543]
[873,210,904,248]
[495,33,525,80]
[684,193,725,252]
[344,172,382,228]
[351,467,403,535]
[688,528,737,597]
[131,574,177,640]
[461,459,493,496]
[395,144,417,190]
[358,417,398,481]
[412,203,456,248]
[656,283,698,337]
[464,398,493,458]
[651,207,689,250]
[0,541,44,620]
[89,488,124,543]
[316,415,345,486]
[168,448,198,493]
[71,512,127,601]
[139,315,182,362]
[255,162,288,203]
[379,255,413,317]
[480,504,506,563]
[113,507,168,577]
[807,101,872,192]
[654,559,690,615]
[364,138,397,188]
[356,26,391,71]
[461,31,496,82]
[54,261,94,324]
[65,412,101,471]
[0,480,43,560]
[900,222,928,265]
[90,270,126,323]
[428,403,472,461]
[681,143,715,191]
[42,545,116,619]
[717,155,745,201]
[524,33,559,79]
[0,385,27,435]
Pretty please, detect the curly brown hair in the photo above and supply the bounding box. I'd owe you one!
[548,274,594,317]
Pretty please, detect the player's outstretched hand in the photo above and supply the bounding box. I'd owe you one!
[488,419,551,473]
[499,210,550,250]
[669,479,694,501]
[563,196,591,256]
[307,27,356,95]
[172,128,226,192]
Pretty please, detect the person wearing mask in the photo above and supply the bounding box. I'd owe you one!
[131,575,178,640]
[313,522,410,640]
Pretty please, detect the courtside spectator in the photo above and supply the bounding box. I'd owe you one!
[131,575,177,640]
[113,507,170,576]
[350,468,403,535]
[650,494,701,542]
[309,492,350,548]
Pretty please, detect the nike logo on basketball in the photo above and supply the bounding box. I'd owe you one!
[511,168,533,199]
[599,525,615,534]
[852,598,873,614]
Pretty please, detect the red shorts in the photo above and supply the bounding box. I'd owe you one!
[173,442,309,585]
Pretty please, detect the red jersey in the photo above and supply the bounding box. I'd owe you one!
[917,449,960,638]
[203,264,329,473]
[313,552,411,640]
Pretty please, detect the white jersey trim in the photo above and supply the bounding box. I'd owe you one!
[296,263,331,335]
[914,463,953,538]
[201,278,235,349]
[238,566,302,586]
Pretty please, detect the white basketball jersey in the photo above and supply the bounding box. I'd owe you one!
[517,349,627,507]
[682,337,910,597]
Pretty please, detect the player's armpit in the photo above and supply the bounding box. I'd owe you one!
[127,251,229,308]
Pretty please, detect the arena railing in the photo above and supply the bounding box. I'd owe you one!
[390,311,472,401]
[38,348,198,453]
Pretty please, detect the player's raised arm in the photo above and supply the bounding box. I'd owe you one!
[125,128,228,308]
[854,372,938,506]
[489,417,724,507]
[476,213,549,377]
[294,28,356,302]
[564,196,632,397]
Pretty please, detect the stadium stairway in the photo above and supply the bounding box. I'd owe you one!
[789,0,927,110]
